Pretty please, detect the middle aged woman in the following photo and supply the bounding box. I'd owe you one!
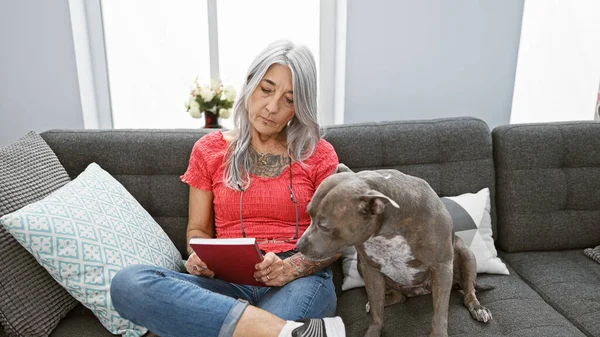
[111,40,346,337]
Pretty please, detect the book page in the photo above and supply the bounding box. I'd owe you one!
[189,237,256,245]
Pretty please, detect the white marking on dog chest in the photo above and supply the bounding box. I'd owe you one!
[363,235,420,285]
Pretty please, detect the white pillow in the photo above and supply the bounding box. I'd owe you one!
[0,163,184,336]
[443,188,508,275]
[340,246,364,291]
[341,188,508,291]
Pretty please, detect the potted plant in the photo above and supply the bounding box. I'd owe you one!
[185,78,236,128]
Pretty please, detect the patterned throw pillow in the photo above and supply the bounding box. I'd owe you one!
[0,163,184,337]
[584,245,600,264]
[340,247,365,291]
[341,188,508,291]
[0,131,78,337]
[441,188,508,275]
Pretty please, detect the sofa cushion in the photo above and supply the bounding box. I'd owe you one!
[442,188,508,275]
[340,247,364,291]
[48,304,160,337]
[41,129,216,258]
[0,163,185,336]
[584,245,600,264]
[501,250,600,337]
[323,117,497,234]
[493,122,600,252]
[336,264,586,336]
[0,131,78,337]
[49,305,116,337]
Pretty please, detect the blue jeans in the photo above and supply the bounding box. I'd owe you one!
[110,257,336,337]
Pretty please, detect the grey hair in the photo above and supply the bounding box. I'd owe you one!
[224,40,320,191]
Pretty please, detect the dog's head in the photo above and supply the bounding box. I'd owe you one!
[296,164,399,260]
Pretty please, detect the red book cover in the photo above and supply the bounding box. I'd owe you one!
[189,238,265,286]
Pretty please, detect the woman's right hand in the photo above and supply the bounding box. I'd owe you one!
[185,252,215,278]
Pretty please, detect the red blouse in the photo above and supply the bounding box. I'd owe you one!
[180,131,339,253]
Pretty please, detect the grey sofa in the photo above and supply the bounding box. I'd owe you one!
[2,117,598,337]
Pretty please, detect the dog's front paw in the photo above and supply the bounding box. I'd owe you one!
[470,305,492,323]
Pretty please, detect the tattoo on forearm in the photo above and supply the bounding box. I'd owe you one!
[187,234,203,255]
[287,252,341,277]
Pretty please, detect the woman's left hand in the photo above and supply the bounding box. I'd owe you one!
[254,252,296,287]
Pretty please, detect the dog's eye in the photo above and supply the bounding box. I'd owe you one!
[317,223,332,233]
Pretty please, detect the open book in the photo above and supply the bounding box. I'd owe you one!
[189,237,264,286]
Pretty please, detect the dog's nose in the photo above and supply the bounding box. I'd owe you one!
[296,236,308,253]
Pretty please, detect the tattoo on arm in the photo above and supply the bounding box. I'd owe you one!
[286,252,341,277]
[187,234,204,255]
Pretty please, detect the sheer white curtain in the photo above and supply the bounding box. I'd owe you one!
[510,0,600,123]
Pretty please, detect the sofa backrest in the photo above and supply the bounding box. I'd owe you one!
[493,121,600,252]
[41,129,214,257]
[323,117,497,232]
[41,117,496,256]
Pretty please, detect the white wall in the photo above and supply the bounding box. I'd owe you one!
[0,0,83,148]
[344,0,524,129]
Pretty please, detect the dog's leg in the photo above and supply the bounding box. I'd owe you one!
[454,238,492,323]
[385,288,406,307]
[365,288,405,313]
[429,262,453,337]
[357,250,386,337]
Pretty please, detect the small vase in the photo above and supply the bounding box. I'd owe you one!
[203,110,221,129]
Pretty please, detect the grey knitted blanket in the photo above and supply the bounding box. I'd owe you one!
[583,245,600,264]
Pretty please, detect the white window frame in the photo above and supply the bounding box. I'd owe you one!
[68,0,113,129]
[320,0,346,126]
[207,0,220,82]
[70,0,347,129]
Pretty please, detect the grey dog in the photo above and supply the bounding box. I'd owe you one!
[296,164,492,337]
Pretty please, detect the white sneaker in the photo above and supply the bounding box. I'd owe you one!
[291,317,346,337]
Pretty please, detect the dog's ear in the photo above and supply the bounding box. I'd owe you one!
[358,190,399,215]
[336,163,353,174]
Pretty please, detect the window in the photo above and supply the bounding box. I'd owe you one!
[217,0,320,129]
[100,0,322,130]
[510,1,600,123]
[102,0,211,129]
